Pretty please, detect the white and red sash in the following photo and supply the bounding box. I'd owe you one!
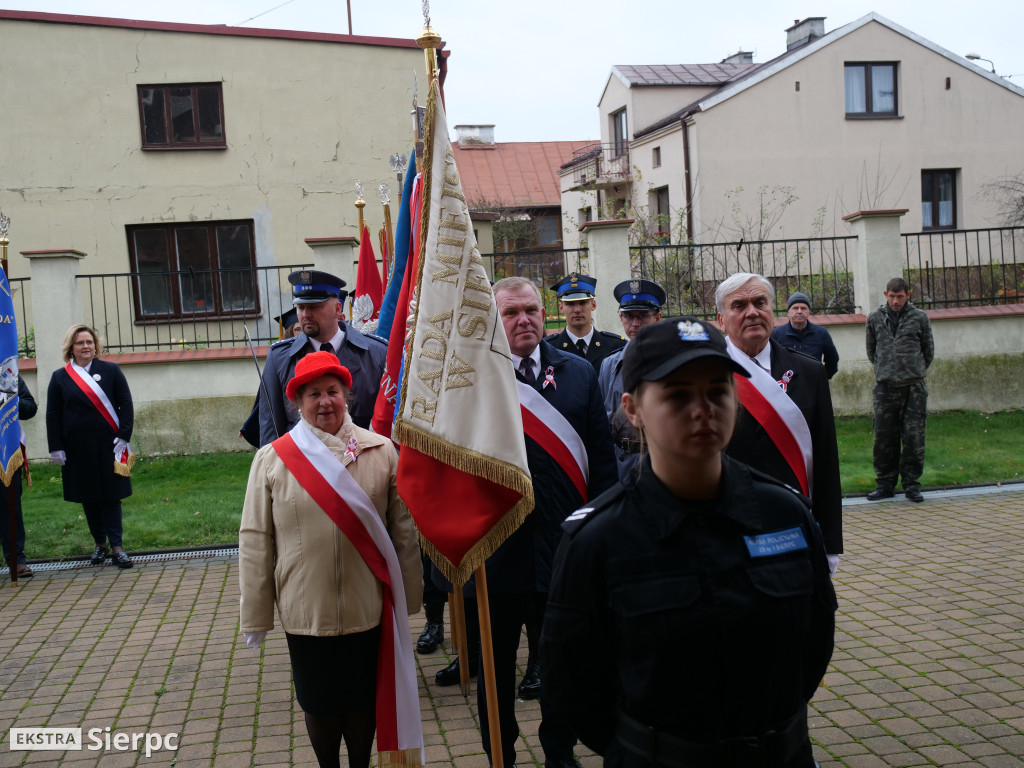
[726,341,813,496]
[65,362,133,473]
[518,380,589,501]
[273,420,423,766]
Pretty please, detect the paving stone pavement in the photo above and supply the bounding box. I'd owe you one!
[1,487,1024,767]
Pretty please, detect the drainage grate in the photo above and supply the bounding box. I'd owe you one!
[1,547,239,576]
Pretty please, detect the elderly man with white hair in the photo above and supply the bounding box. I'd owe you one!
[716,272,843,574]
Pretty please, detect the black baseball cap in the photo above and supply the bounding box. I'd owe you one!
[622,316,750,393]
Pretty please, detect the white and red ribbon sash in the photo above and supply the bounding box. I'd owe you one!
[726,341,813,497]
[65,362,119,434]
[517,380,589,502]
[273,421,423,764]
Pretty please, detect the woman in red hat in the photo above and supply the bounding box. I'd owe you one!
[239,351,423,768]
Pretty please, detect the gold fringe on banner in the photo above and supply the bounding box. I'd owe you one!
[0,448,24,489]
[377,747,424,767]
[113,451,135,478]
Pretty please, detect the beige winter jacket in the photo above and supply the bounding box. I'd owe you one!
[239,414,422,636]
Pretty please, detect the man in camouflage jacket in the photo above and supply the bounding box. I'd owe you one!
[865,277,935,502]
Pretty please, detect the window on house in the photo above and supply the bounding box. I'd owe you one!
[578,206,593,225]
[611,108,628,157]
[652,187,671,242]
[138,83,227,149]
[127,220,258,320]
[844,63,898,117]
[921,170,957,230]
[536,216,561,247]
[652,147,662,167]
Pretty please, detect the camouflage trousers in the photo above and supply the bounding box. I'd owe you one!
[872,381,928,492]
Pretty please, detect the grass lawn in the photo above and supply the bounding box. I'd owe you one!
[14,409,1024,561]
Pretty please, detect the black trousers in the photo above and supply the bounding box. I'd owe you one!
[82,501,124,548]
[478,592,576,766]
[0,469,26,566]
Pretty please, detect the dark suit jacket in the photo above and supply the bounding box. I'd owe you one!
[725,339,843,554]
[545,327,626,370]
[46,359,133,503]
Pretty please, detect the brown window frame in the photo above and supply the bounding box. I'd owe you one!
[126,220,259,322]
[844,62,899,118]
[611,108,628,158]
[138,83,227,150]
[921,169,958,231]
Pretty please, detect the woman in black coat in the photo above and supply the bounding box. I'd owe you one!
[46,324,135,568]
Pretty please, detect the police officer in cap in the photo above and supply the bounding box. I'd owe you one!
[597,278,666,481]
[545,273,625,369]
[542,316,836,768]
[258,270,387,446]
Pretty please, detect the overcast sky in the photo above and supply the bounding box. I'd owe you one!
[8,0,1023,142]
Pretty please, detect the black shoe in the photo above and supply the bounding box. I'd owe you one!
[90,545,109,565]
[866,488,894,501]
[545,758,582,768]
[518,662,541,700]
[905,489,924,503]
[112,551,134,569]
[417,621,444,654]
[435,656,476,686]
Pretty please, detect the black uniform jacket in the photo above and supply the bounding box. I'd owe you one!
[726,338,843,554]
[46,359,133,503]
[484,343,616,595]
[542,455,836,760]
[545,327,626,370]
[258,321,386,446]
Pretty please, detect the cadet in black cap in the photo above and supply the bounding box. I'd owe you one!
[543,316,836,768]
[545,272,625,369]
[256,269,386,446]
[239,307,303,447]
[598,279,667,480]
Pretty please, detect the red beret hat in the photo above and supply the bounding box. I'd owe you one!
[285,351,353,401]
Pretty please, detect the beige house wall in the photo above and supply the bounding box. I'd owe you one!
[0,16,423,314]
[591,18,1024,253]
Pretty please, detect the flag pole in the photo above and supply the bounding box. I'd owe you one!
[415,11,504,767]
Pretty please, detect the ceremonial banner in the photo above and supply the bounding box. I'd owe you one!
[354,224,384,323]
[726,340,813,496]
[0,267,22,487]
[371,160,423,439]
[377,150,418,341]
[393,79,533,586]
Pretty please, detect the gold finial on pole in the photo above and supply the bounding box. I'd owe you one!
[0,212,10,278]
[417,0,441,83]
[354,181,366,239]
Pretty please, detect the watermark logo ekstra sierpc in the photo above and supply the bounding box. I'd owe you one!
[8,727,179,758]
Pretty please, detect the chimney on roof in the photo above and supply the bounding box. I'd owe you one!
[785,17,826,50]
[720,51,753,65]
[454,124,496,147]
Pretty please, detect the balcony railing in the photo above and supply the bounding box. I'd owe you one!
[565,142,631,189]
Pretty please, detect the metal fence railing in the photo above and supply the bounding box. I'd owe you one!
[10,277,33,358]
[632,237,857,319]
[79,263,312,353]
[903,226,1024,308]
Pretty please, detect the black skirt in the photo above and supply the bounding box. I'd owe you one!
[286,627,381,715]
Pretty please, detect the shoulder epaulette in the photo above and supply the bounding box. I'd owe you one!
[561,484,626,536]
[269,337,296,350]
[364,332,389,346]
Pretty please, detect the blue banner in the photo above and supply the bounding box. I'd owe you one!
[0,268,22,487]
[376,149,417,341]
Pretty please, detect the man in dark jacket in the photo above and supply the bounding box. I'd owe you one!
[771,291,840,379]
[258,270,386,445]
[1,379,37,578]
[481,276,615,768]
[545,272,626,370]
[717,273,843,575]
[865,277,935,503]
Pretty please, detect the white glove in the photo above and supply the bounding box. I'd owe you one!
[50,450,66,466]
[113,438,130,459]
[826,554,839,577]
[244,631,267,650]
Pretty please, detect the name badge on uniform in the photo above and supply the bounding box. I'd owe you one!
[744,527,808,558]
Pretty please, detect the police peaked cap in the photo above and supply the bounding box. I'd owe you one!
[614,279,667,312]
[550,272,596,301]
[288,269,348,304]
